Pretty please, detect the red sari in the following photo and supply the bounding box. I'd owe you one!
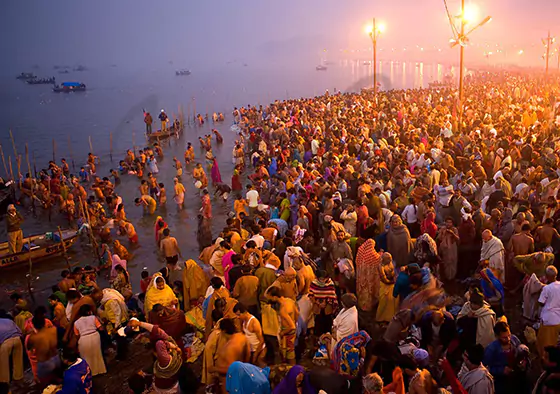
[355,239,381,311]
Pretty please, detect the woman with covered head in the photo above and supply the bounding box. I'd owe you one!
[144,273,178,317]
[355,238,381,312]
[376,252,399,323]
[387,215,413,267]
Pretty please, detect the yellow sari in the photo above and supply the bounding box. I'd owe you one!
[182,259,209,308]
[144,273,178,315]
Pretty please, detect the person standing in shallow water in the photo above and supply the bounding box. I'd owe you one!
[143,111,153,134]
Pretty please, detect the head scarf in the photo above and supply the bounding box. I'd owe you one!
[272,365,316,394]
[154,216,168,244]
[144,272,177,314]
[332,330,372,377]
[110,254,127,278]
[226,362,271,394]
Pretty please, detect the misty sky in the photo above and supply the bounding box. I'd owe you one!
[1,0,559,71]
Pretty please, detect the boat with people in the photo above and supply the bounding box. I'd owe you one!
[0,229,78,269]
[16,72,36,80]
[52,82,86,93]
[175,69,191,76]
[27,77,56,85]
[147,123,184,141]
[316,65,327,71]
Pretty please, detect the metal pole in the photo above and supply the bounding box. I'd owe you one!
[373,18,377,94]
[458,0,465,134]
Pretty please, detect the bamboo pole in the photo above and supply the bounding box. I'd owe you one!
[109,132,113,162]
[25,144,36,216]
[58,226,72,271]
[8,156,13,181]
[32,151,37,178]
[67,135,75,171]
[9,129,18,161]
[79,196,102,265]
[26,239,36,303]
[88,136,94,155]
[52,139,56,163]
[0,145,7,180]
[132,132,136,157]
[16,155,22,189]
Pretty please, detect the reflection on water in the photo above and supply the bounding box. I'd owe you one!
[0,59,453,305]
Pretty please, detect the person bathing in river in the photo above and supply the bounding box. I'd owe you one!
[135,194,157,215]
[184,142,195,164]
[212,129,223,144]
[173,177,186,210]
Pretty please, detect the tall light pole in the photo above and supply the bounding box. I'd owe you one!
[448,3,491,132]
[367,19,385,94]
[458,0,465,133]
[542,31,555,76]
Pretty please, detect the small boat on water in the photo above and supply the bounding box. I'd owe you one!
[16,72,36,80]
[316,65,327,71]
[0,229,78,269]
[176,69,191,76]
[53,82,86,93]
[27,77,56,85]
[147,124,184,141]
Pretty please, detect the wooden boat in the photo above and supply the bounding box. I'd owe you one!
[53,82,86,93]
[175,69,191,76]
[147,125,184,141]
[0,229,78,269]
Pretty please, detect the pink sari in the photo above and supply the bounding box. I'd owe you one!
[222,250,236,289]
[211,158,222,184]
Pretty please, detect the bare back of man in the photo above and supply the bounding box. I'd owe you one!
[160,236,179,258]
[28,326,60,383]
[58,278,76,293]
[511,233,534,256]
[216,333,250,394]
[278,297,299,365]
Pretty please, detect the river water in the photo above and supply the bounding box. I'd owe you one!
[0,59,454,305]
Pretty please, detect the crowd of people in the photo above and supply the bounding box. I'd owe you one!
[2,69,560,394]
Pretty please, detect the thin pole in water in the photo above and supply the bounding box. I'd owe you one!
[110,132,113,162]
[25,143,36,217]
[0,144,8,180]
[67,135,75,171]
[52,138,56,163]
[8,156,13,181]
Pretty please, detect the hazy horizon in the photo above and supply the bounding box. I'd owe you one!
[2,0,559,74]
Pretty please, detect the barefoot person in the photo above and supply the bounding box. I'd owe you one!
[173,178,186,210]
[6,204,24,254]
[160,228,182,269]
[266,286,298,365]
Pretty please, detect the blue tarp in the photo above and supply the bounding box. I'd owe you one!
[61,82,81,87]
